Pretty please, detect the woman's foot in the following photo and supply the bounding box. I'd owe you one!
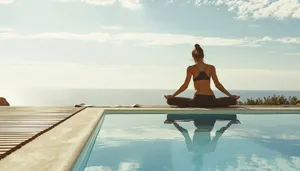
[230,95,240,99]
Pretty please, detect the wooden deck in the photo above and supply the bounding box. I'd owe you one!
[0,107,84,161]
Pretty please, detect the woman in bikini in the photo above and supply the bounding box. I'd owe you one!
[164,44,240,108]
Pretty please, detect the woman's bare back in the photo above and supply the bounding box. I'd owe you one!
[190,63,214,95]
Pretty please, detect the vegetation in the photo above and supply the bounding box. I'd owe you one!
[237,95,300,105]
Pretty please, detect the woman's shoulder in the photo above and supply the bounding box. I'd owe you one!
[187,64,196,69]
[186,65,192,71]
[205,63,215,68]
[205,64,217,71]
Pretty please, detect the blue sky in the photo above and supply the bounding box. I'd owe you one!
[1,0,300,90]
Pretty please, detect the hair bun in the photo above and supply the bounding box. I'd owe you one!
[192,43,204,58]
[194,44,202,52]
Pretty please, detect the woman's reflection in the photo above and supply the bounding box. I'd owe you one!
[164,114,240,171]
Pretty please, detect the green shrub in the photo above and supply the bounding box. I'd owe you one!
[238,95,299,105]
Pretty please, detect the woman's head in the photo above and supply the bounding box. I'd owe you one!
[192,44,204,62]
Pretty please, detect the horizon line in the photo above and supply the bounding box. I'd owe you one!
[6,88,300,91]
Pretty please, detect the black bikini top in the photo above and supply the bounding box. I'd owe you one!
[193,65,210,81]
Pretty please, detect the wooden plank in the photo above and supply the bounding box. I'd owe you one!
[0,132,37,135]
[0,107,83,161]
[0,121,57,124]
[0,139,28,142]
[0,145,15,149]
[0,119,62,122]
[0,125,52,127]
[0,142,21,146]
[0,128,45,132]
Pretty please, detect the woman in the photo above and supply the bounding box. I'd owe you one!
[164,44,240,108]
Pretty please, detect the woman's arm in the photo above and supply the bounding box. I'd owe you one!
[210,120,240,151]
[171,66,192,97]
[173,122,194,152]
[211,65,233,97]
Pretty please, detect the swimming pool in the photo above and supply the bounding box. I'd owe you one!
[71,111,300,171]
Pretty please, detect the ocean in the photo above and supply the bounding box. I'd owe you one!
[3,89,300,106]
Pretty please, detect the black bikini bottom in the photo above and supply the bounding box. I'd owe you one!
[167,94,237,108]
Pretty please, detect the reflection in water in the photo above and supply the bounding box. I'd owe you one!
[81,113,300,171]
[164,114,240,171]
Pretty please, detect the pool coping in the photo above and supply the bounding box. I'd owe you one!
[0,108,104,171]
[1,106,300,171]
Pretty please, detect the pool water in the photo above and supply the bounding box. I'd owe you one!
[75,113,300,171]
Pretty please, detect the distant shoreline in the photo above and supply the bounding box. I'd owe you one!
[4,88,300,91]
[2,89,300,106]
[238,95,300,105]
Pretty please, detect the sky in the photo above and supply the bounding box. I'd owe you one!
[1,0,300,90]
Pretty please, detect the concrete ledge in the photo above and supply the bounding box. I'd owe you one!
[99,105,300,114]
[82,104,300,109]
[0,108,104,171]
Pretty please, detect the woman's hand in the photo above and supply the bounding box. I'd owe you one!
[164,95,174,99]
[164,119,174,124]
[229,119,241,124]
[230,95,240,99]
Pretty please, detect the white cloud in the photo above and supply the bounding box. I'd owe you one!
[0,27,13,32]
[81,0,141,9]
[250,36,273,44]
[249,24,260,28]
[0,0,13,4]
[195,0,300,19]
[84,166,112,171]
[276,134,300,140]
[99,25,123,30]
[233,155,300,171]
[234,43,261,47]
[1,30,300,46]
[112,33,252,46]
[83,154,300,171]
[97,127,182,147]
[0,30,295,46]
[57,0,300,18]
[1,61,300,90]
[96,126,300,148]
[84,162,140,171]
[0,31,250,46]
[119,0,142,10]
[276,37,300,44]
[118,162,140,171]
[82,0,116,6]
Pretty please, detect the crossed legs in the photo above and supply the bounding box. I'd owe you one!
[167,96,237,108]
[167,97,195,108]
